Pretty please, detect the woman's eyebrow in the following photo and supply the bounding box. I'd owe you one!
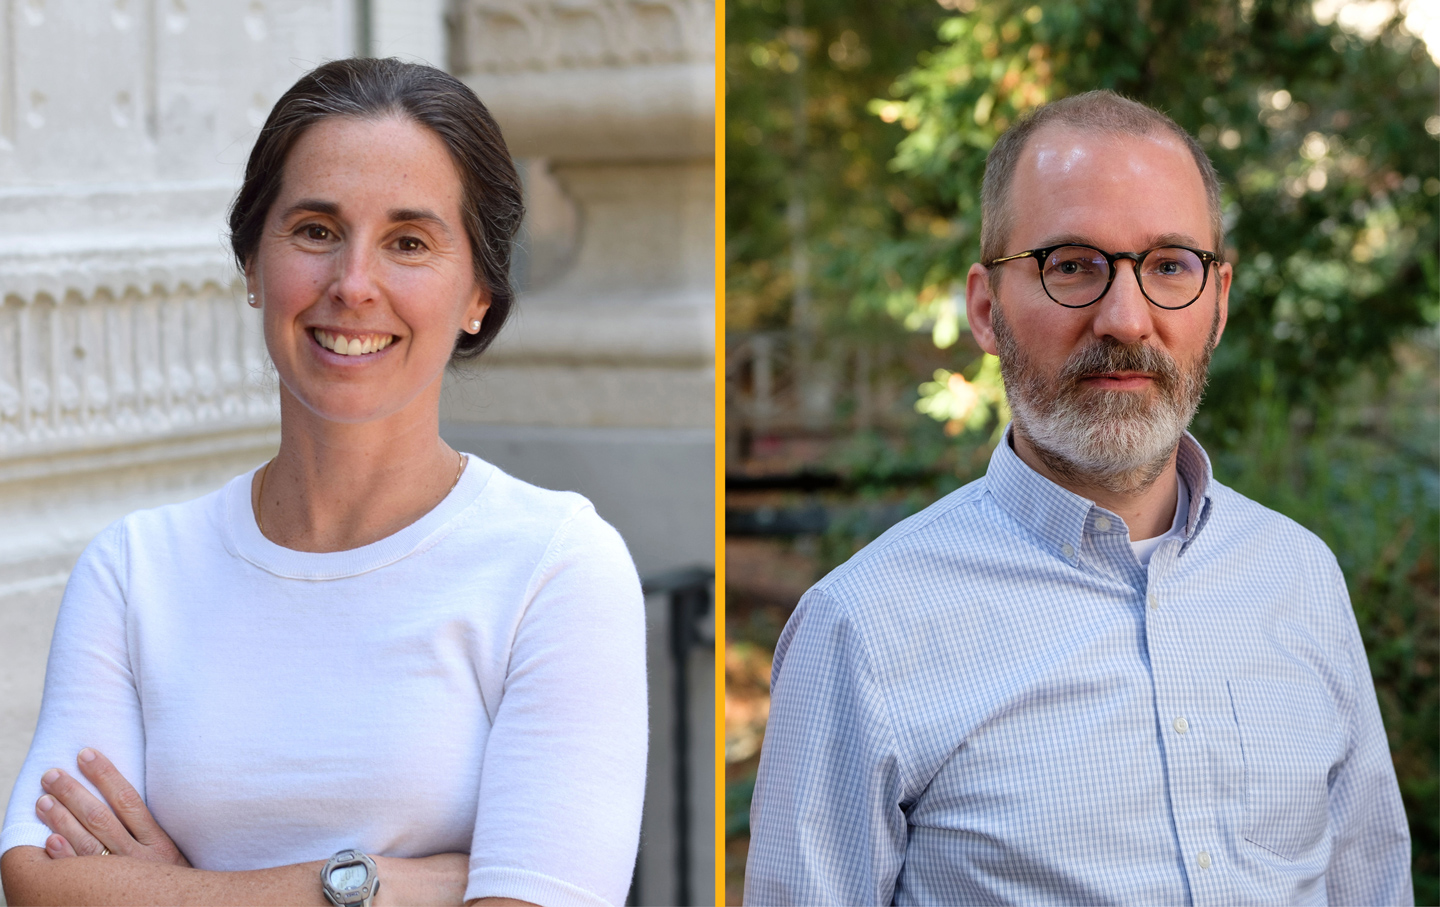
[389,207,454,239]
[279,198,340,221]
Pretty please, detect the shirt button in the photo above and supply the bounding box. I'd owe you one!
[1198,851,1212,870]
[1095,516,1111,532]
[1148,593,1159,610]
[1061,543,1075,559]
[1174,717,1189,735]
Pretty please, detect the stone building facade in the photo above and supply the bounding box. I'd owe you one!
[0,1,714,903]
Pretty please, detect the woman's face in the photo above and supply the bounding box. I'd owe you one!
[248,115,487,426]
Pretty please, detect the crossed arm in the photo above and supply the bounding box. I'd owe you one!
[0,749,525,907]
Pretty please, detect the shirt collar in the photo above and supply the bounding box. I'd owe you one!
[985,426,1215,564]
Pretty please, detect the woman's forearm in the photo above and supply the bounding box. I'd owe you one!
[0,846,470,906]
[1,845,329,906]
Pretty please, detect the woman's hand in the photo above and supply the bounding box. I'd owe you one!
[34,747,191,867]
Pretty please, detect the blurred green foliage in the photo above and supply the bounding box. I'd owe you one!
[726,0,1439,897]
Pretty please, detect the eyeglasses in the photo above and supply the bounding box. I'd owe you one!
[986,243,1220,310]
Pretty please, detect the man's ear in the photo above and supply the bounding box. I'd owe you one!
[966,263,1000,356]
[1212,260,1232,347]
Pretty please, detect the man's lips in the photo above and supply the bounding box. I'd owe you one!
[1080,372,1155,389]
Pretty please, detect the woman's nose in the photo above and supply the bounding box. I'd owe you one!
[331,244,379,308]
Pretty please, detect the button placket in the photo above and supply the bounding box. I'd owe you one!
[1143,580,1223,904]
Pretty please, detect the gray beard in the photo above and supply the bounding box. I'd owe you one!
[991,302,1218,496]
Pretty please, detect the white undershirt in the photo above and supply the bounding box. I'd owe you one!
[1129,471,1191,566]
[0,455,647,907]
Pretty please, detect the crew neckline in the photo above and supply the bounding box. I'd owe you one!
[224,453,496,580]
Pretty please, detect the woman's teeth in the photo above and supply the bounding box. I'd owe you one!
[313,329,393,356]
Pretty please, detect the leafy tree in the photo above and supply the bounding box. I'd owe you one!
[853,0,1439,440]
[726,0,947,336]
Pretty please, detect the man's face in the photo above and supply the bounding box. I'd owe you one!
[966,125,1232,492]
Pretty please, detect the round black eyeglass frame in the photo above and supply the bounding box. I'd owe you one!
[986,243,1220,310]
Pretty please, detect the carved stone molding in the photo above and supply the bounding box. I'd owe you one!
[0,277,277,463]
[450,0,714,74]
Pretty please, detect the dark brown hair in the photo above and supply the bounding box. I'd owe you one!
[228,57,524,360]
[981,90,1223,266]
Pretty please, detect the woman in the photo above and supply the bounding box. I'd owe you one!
[0,58,647,907]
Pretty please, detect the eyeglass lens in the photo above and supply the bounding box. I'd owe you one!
[1042,245,1205,308]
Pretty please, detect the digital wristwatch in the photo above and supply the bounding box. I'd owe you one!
[321,849,380,907]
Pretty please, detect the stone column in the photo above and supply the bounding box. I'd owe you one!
[444,1,715,578]
[445,2,716,902]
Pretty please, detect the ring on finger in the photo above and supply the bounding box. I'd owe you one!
[100,846,110,855]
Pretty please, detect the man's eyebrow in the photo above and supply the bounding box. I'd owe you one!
[1033,231,1207,250]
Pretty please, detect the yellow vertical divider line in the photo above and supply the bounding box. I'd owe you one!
[713,0,728,904]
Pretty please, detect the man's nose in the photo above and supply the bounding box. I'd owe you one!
[1090,259,1154,345]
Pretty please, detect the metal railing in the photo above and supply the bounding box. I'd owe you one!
[628,567,714,906]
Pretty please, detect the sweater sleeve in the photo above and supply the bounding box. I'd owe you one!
[464,505,648,907]
[0,520,148,858]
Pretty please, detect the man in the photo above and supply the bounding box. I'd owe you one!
[743,91,1411,906]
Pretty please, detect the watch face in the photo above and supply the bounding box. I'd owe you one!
[329,862,368,891]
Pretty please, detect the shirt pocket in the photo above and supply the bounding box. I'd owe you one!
[1227,677,1346,862]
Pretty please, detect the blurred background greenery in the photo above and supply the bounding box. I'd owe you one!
[723,0,1439,902]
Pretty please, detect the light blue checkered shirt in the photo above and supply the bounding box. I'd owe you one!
[745,432,1411,906]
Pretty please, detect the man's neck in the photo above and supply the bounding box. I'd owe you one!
[1010,429,1180,541]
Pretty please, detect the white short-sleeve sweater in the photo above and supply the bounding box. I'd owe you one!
[0,454,648,907]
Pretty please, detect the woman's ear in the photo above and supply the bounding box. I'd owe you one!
[464,287,491,334]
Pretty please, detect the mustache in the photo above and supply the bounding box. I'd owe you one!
[1056,338,1181,391]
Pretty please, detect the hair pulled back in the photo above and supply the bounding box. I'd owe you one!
[228,57,524,360]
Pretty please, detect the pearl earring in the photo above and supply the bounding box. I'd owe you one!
[469,319,481,332]
[247,292,259,308]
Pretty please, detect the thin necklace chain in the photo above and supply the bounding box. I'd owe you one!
[255,449,467,538]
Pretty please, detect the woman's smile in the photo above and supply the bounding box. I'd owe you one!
[310,328,397,358]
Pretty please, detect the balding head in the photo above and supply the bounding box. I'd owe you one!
[980,91,1224,265]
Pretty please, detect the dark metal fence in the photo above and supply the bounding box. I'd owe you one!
[628,567,714,906]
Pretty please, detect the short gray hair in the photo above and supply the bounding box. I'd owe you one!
[979,90,1223,265]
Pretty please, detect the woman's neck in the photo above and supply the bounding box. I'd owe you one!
[252,386,465,553]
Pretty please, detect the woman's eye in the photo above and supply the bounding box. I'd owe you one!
[396,236,426,253]
[302,224,332,241]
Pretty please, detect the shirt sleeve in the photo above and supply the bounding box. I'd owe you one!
[0,521,147,858]
[744,588,908,906]
[465,505,648,907]
[1323,560,1414,906]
